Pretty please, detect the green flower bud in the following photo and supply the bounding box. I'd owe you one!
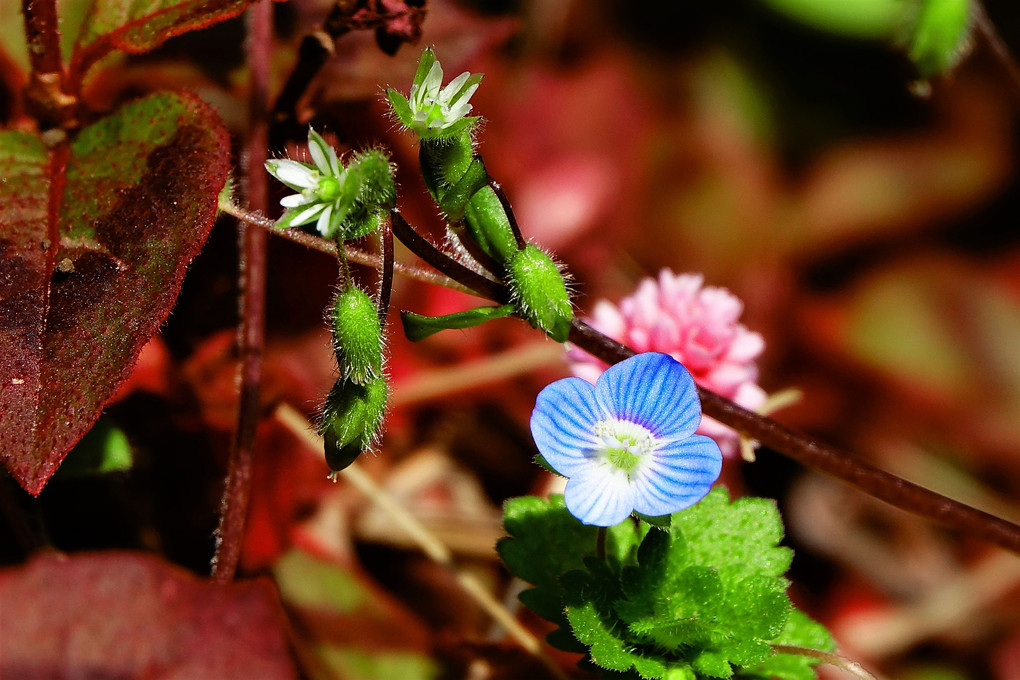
[420,135,518,264]
[906,0,972,79]
[320,375,388,472]
[506,244,573,343]
[332,286,384,384]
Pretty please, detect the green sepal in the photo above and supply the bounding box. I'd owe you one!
[634,510,671,529]
[400,304,514,342]
[506,244,573,342]
[412,47,438,90]
[906,0,972,79]
[332,286,384,384]
[386,88,415,129]
[320,375,388,472]
[417,116,481,141]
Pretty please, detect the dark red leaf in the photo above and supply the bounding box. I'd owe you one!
[70,0,258,81]
[0,90,229,495]
[0,551,297,679]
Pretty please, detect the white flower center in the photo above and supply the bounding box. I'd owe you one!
[592,419,659,478]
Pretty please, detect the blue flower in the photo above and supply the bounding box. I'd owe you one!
[530,352,722,526]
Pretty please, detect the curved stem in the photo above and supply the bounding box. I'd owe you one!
[219,201,471,292]
[567,319,1020,555]
[771,646,878,680]
[489,180,527,250]
[390,210,510,303]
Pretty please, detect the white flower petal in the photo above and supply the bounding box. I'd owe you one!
[269,159,317,190]
[280,193,316,208]
[288,203,326,227]
[563,466,635,526]
[308,129,333,176]
[315,204,334,237]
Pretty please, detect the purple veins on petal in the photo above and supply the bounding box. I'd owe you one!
[529,352,723,527]
[564,467,635,527]
[530,377,602,478]
[594,352,700,438]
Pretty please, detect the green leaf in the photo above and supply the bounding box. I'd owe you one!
[498,496,599,629]
[500,490,834,679]
[0,91,229,495]
[906,0,972,79]
[400,305,514,342]
[739,610,835,680]
[53,417,133,478]
[71,0,255,79]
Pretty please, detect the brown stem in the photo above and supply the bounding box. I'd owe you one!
[567,319,1020,555]
[21,0,77,128]
[377,214,394,322]
[489,180,527,250]
[973,2,1020,103]
[21,0,61,74]
[212,0,273,583]
[390,210,510,303]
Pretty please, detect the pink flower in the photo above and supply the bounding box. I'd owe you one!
[567,270,766,457]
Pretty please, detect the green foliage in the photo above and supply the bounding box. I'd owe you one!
[332,286,383,384]
[905,0,972,79]
[499,489,835,679]
[506,245,573,342]
[400,305,515,342]
[320,376,388,472]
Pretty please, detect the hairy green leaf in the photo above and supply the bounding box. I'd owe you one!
[0,91,229,494]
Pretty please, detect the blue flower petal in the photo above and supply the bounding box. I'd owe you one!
[594,353,701,439]
[630,434,722,517]
[563,466,635,526]
[531,377,604,477]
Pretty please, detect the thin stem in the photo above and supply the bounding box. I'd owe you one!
[274,403,570,680]
[771,646,879,680]
[21,0,77,128]
[219,200,470,292]
[212,0,273,583]
[377,214,394,322]
[567,318,1020,555]
[973,2,1020,103]
[390,210,510,302]
[449,221,505,277]
[21,0,62,75]
[489,180,527,250]
[595,527,607,561]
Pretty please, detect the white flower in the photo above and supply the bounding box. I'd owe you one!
[265,128,350,238]
[387,48,483,138]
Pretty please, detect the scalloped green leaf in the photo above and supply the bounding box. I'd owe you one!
[0,91,229,494]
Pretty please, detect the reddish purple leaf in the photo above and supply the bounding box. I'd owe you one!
[0,551,297,679]
[70,0,257,81]
[0,90,229,495]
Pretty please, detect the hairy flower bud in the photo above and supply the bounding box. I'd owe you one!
[332,285,384,385]
[320,375,388,472]
[506,244,572,343]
